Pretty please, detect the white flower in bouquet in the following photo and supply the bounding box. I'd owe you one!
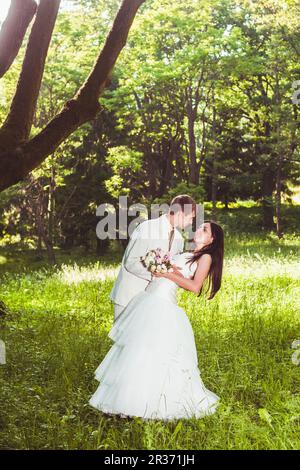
[140,248,173,274]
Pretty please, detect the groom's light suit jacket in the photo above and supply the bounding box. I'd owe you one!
[109,214,184,308]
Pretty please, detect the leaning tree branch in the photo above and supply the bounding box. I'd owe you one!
[0,0,37,79]
[0,0,61,151]
[0,0,145,192]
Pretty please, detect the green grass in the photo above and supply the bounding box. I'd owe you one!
[0,232,299,450]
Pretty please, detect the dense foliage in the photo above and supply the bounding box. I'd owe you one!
[0,0,299,259]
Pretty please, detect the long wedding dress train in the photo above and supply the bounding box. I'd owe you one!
[89,252,220,421]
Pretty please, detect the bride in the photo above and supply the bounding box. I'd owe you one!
[89,220,224,421]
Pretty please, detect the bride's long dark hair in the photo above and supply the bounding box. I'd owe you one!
[186,220,224,300]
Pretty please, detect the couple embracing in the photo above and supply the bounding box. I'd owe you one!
[89,195,224,421]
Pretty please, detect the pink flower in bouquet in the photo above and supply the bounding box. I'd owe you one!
[140,248,173,273]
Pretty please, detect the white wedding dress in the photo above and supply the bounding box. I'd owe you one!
[89,252,220,421]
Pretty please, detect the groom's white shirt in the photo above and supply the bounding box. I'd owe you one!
[110,214,184,308]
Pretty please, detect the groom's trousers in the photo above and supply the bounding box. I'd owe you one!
[114,303,125,322]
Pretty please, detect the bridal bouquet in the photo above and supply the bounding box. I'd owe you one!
[140,248,174,274]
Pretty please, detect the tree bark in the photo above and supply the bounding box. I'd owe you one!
[187,101,199,185]
[275,160,283,239]
[261,168,275,230]
[96,237,109,255]
[274,65,283,239]
[48,159,56,248]
[210,92,218,220]
[158,137,178,196]
[0,0,145,193]
[0,0,37,78]
[36,193,56,265]
[0,0,61,151]
[185,85,200,185]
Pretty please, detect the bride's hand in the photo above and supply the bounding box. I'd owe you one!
[171,265,184,277]
[152,271,169,278]
[153,265,183,279]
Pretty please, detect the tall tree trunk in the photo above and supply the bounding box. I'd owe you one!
[145,144,157,197]
[48,158,56,248]
[36,191,56,265]
[274,65,283,239]
[0,0,145,192]
[96,238,109,255]
[275,160,283,239]
[158,138,174,197]
[0,0,61,150]
[261,168,275,230]
[44,237,56,265]
[186,100,199,185]
[261,116,275,230]
[211,157,217,221]
[211,99,217,220]
[37,234,42,257]
[0,0,37,78]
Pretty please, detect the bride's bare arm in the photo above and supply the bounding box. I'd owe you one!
[153,254,212,294]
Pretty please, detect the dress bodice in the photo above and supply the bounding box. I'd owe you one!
[145,252,197,304]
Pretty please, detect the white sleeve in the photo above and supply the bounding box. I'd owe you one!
[123,223,153,282]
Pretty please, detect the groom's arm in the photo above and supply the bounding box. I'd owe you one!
[123,221,153,282]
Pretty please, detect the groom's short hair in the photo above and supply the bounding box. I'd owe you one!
[169,195,197,216]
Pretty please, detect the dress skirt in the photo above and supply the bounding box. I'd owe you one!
[89,290,220,421]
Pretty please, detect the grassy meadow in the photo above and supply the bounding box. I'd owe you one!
[0,203,299,450]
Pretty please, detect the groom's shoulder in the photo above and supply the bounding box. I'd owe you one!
[135,216,158,232]
[131,215,162,238]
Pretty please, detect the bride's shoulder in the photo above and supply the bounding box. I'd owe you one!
[195,253,212,266]
[200,253,212,261]
[184,252,212,266]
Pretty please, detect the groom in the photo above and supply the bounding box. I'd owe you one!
[110,195,197,321]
